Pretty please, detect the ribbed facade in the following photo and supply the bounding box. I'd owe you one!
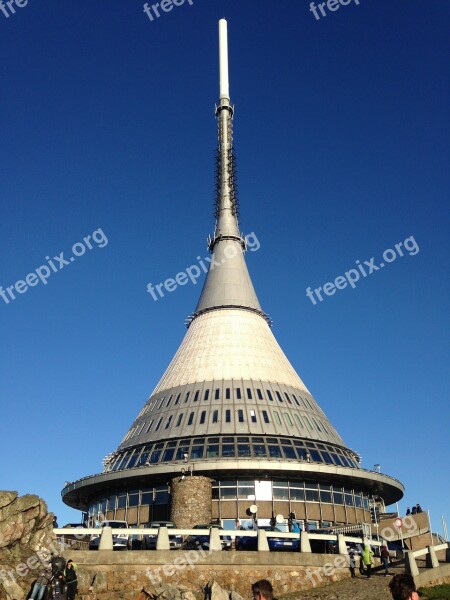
[62,19,403,528]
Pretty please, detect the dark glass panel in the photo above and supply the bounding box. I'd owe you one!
[162,448,175,462]
[268,445,282,458]
[237,444,251,457]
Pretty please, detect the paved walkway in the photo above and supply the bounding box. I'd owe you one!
[282,568,403,600]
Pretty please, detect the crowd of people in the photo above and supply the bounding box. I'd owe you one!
[406,504,423,515]
[29,557,77,600]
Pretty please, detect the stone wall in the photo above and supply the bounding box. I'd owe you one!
[62,549,352,599]
[170,477,212,528]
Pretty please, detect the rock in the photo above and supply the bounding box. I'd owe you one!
[182,591,197,600]
[0,493,18,511]
[0,491,55,600]
[230,591,245,600]
[0,578,25,600]
[205,581,229,600]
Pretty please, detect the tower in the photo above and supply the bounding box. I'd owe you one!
[62,20,403,529]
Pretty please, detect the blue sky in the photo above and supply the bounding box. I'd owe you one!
[1,1,449,534]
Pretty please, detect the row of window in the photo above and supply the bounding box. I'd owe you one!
[87,481,370,516]
[106,436,359,472]
[123,406,335,443]
[136,386,324,421]
[212,481,370,509]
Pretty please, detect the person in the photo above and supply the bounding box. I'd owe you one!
[50,555,66,599]
[30,566,52,600]
[411,505,417,515]
[388,573,419,600]
[292,520,300,534]
[361,544,374,578]
[348,549,357,578]
[416,503,422,513]
[380,544,390,576]
[406,507,411,515]
[252,580,274,600]
[51,572,66,599]
[64,559,78,600]
[52,516,59,528]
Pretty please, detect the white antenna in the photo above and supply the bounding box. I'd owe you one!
[219,19,229,99]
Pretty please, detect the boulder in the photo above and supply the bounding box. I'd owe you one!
[205,581,230,600]
[0,493,18,511]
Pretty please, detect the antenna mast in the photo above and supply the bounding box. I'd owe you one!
[212,19,241,248]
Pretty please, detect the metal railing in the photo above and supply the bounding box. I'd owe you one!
[54,527,384,553]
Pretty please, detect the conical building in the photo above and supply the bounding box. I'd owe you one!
[62,20,403,530]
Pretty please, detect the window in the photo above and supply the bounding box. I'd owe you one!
[165,415,173,429]
[237,444,251,457]
[237,409,244,423]
[250,410,257,423]
[291,488,305,501]
[184,391,190,403]
[200,411,206,424]
[150,450,161,464]
[284,413,293,426]
[267,390,273,401]
[268,445,282,458]
[294,414,303,429]
[282,445,296,459]
[253,444,266,457]
[293,395,300,406]
[212,410,219,423]
[187,412,194,426]
[222,444,235,457]
[257,389,263,400]
[166,396,172,407]
[246,388,252,399]
[162,448,175,462]
[207,444,219,458]
[274,411,281,425]
[236,388,242,399]
[176,414,183,427]
[262,410,270,423]
[157,397,165,409]
[194,391,199,402]
[276,391,283,402]
[175,394,181,405]
[226,388,231,399]
[215,388,220,400]
[284,393,292,404]
[155,417,163,431]
[225,409,231,423]
[191,444,204,459]
[204,389,210,401]
[146,420,154,433]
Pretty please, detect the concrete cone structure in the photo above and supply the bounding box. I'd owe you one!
[62,20,403,530]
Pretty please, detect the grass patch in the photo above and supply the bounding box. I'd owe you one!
[418,584,450,599]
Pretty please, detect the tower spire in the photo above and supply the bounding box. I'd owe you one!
[192,20,268,323]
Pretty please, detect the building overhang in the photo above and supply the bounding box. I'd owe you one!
[62,459,404,510]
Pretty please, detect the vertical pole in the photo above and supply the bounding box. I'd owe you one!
[428,510,435,547]
[218,19,229,99]
[441,515,448,542]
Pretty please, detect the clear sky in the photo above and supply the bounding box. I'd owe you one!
[1,1,449,535]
